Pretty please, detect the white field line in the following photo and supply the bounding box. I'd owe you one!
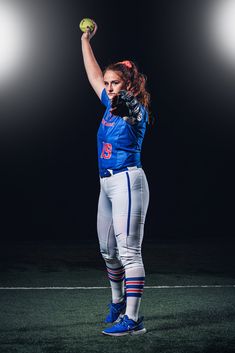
[0,285,234,290]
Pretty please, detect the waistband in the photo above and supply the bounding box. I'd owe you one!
[100,166,141,178]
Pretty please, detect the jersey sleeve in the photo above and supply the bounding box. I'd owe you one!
[101,88,110,107]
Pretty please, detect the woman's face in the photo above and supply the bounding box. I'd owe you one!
[104,70,127,99]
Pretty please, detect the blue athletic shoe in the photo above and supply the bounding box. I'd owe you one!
[102,315,147,336]
[104,300,126,323]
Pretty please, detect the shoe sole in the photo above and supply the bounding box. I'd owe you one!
[102,328,147,337]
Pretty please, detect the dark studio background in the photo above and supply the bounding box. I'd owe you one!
[0,0,235,244]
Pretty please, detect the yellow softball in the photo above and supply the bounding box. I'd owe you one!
[79,18,95,33]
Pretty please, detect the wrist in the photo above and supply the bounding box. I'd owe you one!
[81,36,90,43]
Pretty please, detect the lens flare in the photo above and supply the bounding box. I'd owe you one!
[0,1,32,88]
[208,0,235,70]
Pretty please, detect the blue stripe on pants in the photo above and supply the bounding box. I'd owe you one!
[126,172,131,236]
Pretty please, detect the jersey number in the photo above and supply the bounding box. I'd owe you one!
[101,142,112,159]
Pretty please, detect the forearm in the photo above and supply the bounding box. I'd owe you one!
[81,38,103,84]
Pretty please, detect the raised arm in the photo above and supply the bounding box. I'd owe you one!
[81,21,105,99]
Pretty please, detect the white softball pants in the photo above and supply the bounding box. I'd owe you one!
[97,168,149,270]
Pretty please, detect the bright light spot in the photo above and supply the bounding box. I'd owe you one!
[0,2,32,88]
[208,0,235,69]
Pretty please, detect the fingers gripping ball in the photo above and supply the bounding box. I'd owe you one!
[79,18,95,33]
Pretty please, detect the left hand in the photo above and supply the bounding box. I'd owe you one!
[110,90,142,122]
[110,91,131,117]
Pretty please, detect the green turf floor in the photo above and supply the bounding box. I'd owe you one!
[0,287,235,353]
[0,239,234,352]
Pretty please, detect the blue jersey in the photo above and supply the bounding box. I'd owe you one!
[97,89,148,177]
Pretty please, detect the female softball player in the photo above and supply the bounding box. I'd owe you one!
[81,20,152,336]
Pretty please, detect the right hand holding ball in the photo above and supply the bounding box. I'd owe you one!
[80,18,97,41]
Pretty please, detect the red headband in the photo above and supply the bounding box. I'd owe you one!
[118,60,132,69]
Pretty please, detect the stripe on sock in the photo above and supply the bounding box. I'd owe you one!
[125,277,145,282]
[125,277,145,297]
[106,266,125,283]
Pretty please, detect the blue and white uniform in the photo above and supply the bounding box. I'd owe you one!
[97,89,149,314]
[97,89,147,177]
